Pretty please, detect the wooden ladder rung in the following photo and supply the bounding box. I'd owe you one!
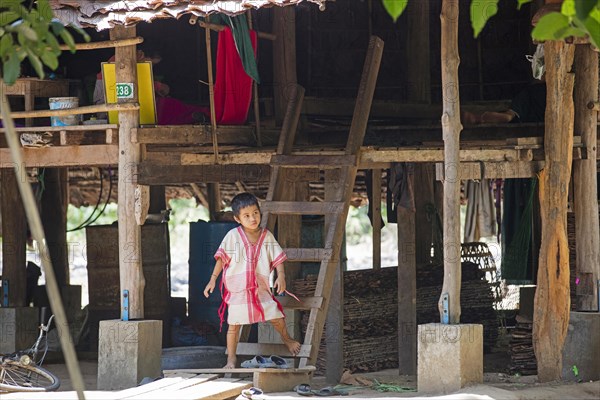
[235,343,311,358]
[283,247,332,262]
[261,201,344,215]
[277,296,323,310]
[271,154,356,168]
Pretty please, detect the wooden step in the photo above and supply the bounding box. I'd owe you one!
[235,343,312,358]
[270,154,356,168]
[283,247,332,262]
[261,201,344,215]
[277,295,323,310]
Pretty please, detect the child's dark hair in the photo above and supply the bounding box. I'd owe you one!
[231,192,260,216]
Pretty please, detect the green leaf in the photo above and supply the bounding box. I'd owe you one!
[382,0,409,23]
[517,0,533,10]
[4,49,21,85]
[59,28,76,51]
[13,21,38,41]
[40,50,58,70]
[0,34,12,58]
[582,13,600,48]
[561,0,577,17]
[70,25,91,43]
[37,0,54,22]
[0,11,20,26]
[532,12,570,41]
[26,47,45,79]
[471,0,499,38]
[50,20,64,35]
[574,0,597,20]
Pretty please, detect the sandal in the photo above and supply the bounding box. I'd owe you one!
[241,387,263,399]
[312,386,349,397]
[294,383,313,396]
[241,355,274,368]
[269,355,290,369]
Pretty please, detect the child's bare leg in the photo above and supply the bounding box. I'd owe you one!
[225,325,241,368]
[270,318,301,356]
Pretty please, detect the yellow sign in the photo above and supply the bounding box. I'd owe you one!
[102,61,157,125]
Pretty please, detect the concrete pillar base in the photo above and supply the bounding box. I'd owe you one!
[418,323,483,394]
[562,312,600,381]
[0,307,39,354]
[97,319,162,390]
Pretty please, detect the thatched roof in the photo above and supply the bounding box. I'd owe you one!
[50,0,327,31]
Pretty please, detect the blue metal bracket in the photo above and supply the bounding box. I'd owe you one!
[122,290,129,321]
[441,292,449,324]
[2,280,8,307]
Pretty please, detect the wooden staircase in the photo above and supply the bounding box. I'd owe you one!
[236,36,384,370]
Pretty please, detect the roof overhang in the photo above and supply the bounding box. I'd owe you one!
[50,0,327,31]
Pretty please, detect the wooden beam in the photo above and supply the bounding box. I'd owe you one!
[112,25,145,319]
[273,6,297,123]
[189,183,209,208]
[439,0,462,324]
[3,103,139,120]
[0,124,118,134]
[133,126,279,145]
[435,161,545,180]
[137,163,271,185]
[261,201,344,215]
[533,41,575,383]
[0,145,118,168]
[360,148,529,165]
[573,44,599,311]
[198,21,276,41]
[181,152,272,165]
[58,37,144,50]
[1,169,27,306]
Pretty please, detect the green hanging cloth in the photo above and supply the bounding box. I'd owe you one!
[212,14,261,84]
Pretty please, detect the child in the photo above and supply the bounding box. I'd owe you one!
[203,192,301,369]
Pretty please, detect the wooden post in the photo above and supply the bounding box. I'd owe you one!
[207,183,221,221]
[325,169,344,383]
[204,17,219,162]
[1,169,27,306]
[439,0,463,324]
[111,25,145,319]
[148,186,166,214]
[247,11,262,147]
[533,40,575,382]
[273,6,297,124]
[371,169,382,270]
[397,199,416,375]
[573,44,599,311]
[41,168,69,287]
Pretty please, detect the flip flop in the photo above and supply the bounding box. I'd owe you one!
[294,383,313,396]
[241,355,275,368]
[241,387,263,399]
[269,355,290,369]
[312,386,349,397]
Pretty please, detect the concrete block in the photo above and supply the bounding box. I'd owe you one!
[562,312,600,381]
[418,323,483,394]
[97,319,162,390]
[0,307,39,354]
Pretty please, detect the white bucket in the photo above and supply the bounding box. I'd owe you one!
[49,97,80,127]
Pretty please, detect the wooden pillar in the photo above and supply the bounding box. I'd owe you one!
[1,169,27,306]
[371,169,382,270]
[41,168,69,287]
[207,183,221,221]
[148,186,166,214]
[533,40,575,382]
[439,0,462,323]
[573,44,599,311]
[273,6,297,124]
[325,169,343,383]
[397,200,416,375]
[111,25,145,319]
[406,0,431,104]
[278,169,306,283]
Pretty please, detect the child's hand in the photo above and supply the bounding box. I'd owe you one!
[274,274,286,295]
[204,280,216,298]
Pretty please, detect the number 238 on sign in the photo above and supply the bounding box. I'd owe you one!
[116,83,134,99]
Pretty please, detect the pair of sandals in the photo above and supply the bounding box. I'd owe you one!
[241,387,263,399]
[240,355,289,369]
[294,383,349,397]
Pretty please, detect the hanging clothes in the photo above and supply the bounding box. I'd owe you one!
[212,14,260,83]
[386,163,415,224]
[463,179,497,242]
[214,27,257,125]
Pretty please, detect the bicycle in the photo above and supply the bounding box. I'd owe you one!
[0,309,60,392]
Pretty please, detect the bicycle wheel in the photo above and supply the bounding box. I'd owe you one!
[0,360,60,392]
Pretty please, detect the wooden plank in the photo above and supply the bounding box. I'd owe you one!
[277,295,323,310]
[283,247,332,262]
[573,44,600,311]
[271,154,356,168]
[136,163,271,184]
[0,124,118,133]
[181,152,272,165]
[183,378,252,400]
[114,373,205,399]
[436,161,545,180]
[260,201,345,215]
[122,374,220,399]
[132,125,272,145]
[254,370,312,393]
[273,6,297,123]
[359,147,526,165]
[0,145,118,168]
[163,367,315,374]
[4,102,139,120]
[235,342,311,358]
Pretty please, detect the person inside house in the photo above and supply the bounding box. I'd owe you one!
[93,46,208,124]
[203,192,301,369]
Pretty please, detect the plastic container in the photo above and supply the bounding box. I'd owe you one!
[49,97,80,126]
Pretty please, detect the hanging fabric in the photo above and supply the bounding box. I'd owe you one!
[463,179,497,242]
[214,26,257,124]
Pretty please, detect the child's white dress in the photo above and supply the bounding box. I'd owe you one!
[215,227,287,326]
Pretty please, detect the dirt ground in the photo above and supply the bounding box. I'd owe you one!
[43,360,600,400]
